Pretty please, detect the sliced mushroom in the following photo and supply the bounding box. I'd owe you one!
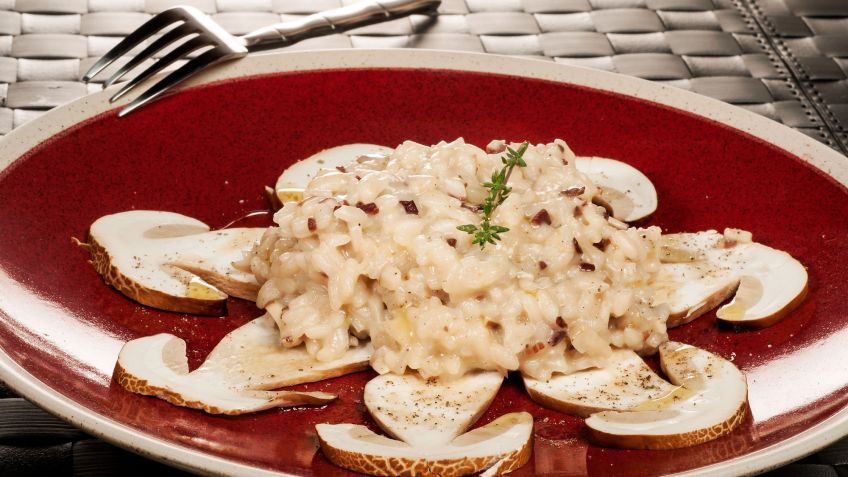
[274,143,394,204]
[364,371,503,448]
[653,230,807,328]
[317,412,533,477]
[574,157,658,222]
[523,349,678,417]
[77,210,263,315]
[114,334,336,415]
[714,244,808,328]
[585,342,747,449]
[198,314,372,390]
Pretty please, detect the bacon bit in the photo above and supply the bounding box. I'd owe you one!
[549,331,566,346]
[594,238,610,251]
[723,239,737,249]
[355,175,362,181]
[443,325,449,332]
[562,158,569,165]
[525,342,546,355]
[333,205,341,211]
[538,260,548,270]
[486,321,501,331]
[399,200,418,215]
[599,206,610,219]
[561,186,585,197]
[580,262,596,272]
[531,209,551,226]
[573,238,583,255]
[460,202,479,213]
[555,316,566,328]
[446,238,457,248]
[307,217,316,232]
[335,165,347,173]
[573,206,583,218]
[557,143,565,153]
[356,202,379,215]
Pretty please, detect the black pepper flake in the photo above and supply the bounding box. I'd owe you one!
[336,165,346,173]
[573,206,583,218]
[399,200,418,215]
[555,316,566,328]
[531,209,551,226]
[486,321,501,331]
[561,186,585,197]
[549,330,566,346]
[594,238,610,251]
[446,238,457,247]
[356,202,379,215]
[538,260,547,270]
[573,238,583,255]
[307,217,316,232]
[580,262,596,272]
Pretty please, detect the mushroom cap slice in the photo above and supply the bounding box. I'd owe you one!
[574,156,658,222]
[81,210,263,315]
[317,412,533,477]
[654,231,739,326]
[653,231,808,328]
[274,143,393,202]
[114,334,336,415]
[715,243,808,328]
[199,315,372,390]
[364,371,503,448]
[523,349,678,417]
[585,342,747,449]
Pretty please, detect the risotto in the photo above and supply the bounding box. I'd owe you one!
[243,139,669,380]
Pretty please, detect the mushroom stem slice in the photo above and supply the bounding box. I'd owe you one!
[523,349,677,417]
[199,315,372,390]
[574,157,658,222]
[114,334,336,415]
[364,371,503,448]
[316,412,533,477]
[653,230,808,328]
[585,342,747,450]
[81,210,263,315]
[274,143,394,202]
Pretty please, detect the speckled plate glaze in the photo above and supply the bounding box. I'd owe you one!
[0,50,846,477]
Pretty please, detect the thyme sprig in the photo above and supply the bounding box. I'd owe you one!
[457,141,529,249]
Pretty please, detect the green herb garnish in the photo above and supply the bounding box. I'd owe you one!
[457,141,529,249]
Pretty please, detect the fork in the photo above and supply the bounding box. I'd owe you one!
[83,0,441,116]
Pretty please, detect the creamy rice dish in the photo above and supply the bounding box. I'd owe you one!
[243,139,669,380]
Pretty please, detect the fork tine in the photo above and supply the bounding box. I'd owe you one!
[103,23,200,88]
[109,35,212,103]
[118,47,233,117]
[82,9,191,82]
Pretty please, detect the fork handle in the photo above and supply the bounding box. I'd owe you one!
[242,0,441,51]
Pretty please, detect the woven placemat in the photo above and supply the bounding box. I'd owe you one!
[0,0,846,475]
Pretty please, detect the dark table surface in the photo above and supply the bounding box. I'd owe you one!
[0,0,846,475]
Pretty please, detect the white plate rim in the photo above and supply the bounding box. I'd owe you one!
[0,49,846,477]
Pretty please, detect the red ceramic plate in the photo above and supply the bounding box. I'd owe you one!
[0,51,846,477]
